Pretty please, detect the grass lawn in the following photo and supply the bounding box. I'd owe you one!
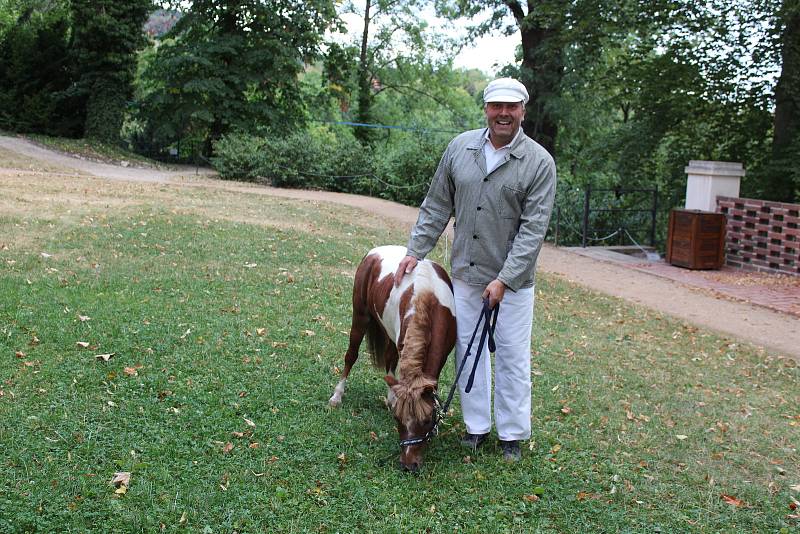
[1,168,798,533]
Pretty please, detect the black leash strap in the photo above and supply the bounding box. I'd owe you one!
[441,299,499,413]
[399,299,499,449]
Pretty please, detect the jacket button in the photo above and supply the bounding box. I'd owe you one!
[483,178,488,182]
[469,262,475,266]
[476,206,482,211]
[473,234,478,239]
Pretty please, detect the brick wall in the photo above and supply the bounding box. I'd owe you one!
[717,196,800,275]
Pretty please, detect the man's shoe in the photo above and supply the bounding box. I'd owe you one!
[500,440,521,462]
[460,432,489,450]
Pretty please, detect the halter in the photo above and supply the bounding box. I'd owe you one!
[398,299,499,449]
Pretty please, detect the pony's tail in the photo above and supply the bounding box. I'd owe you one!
[365,318,388,369]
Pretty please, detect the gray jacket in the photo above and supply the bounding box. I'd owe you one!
[406,128,557,291]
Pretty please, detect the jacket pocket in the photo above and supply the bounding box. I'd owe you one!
[499,185,524,220]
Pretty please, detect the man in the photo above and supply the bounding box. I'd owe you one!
[394,77,557,462]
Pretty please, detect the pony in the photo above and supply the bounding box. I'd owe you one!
[329,245,456,472]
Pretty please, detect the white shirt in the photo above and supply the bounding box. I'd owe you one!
[483,127,522,174]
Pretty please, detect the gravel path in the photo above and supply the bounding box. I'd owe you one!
[2,134,797,359]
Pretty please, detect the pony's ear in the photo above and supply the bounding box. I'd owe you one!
[384,375,399,387]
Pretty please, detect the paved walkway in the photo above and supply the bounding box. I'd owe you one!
[569,247,800,318]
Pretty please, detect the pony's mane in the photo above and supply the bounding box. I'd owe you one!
[393,290,437,424]
[398,290,433,378]
[392,374,437,424]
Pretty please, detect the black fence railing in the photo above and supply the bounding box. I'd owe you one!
[550,185,662,249]
[581,186,659,248]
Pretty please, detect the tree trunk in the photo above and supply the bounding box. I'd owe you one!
[519,18,562,157]
[769,0,800,202]
[355,0,375,144]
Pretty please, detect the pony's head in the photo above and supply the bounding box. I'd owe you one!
[384,374,438,473]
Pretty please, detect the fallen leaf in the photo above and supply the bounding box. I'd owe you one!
[76,341,90,348]
[110,472,130,487]
[561,406,572,414]
[676,434,688,440]
[78,315,90,322]
[550,444,561,454]
[302,330,316,337]
[256,328,266,336]
[790,484,800,493]
[523,494,540,502]
[721,494,744,507]
[94,353,115,362]
[244,417,255,427]
[15,351,25,358]
[248,442,259,449]
[222,442,234,454]
[231,431,244,438]
[369,431,378,441]
[123,367,138,377]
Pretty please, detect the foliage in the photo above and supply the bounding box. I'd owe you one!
[1,170,798,532]
[329,0,461,145]
[211,126,447,206]
[69,0,153,142]
[134,1,338,157]
[0,1,83,136]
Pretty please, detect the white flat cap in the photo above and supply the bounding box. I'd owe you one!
[483,77,529,104]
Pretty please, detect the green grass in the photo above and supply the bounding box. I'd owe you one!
[0,177,798,533]
[25,134,168,170]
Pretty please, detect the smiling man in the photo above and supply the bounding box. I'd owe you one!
[394,77,557,462]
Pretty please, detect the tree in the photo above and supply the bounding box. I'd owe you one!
[437,0,624,156]
[136,1,338,156]
[334,0,456,144]
[766,0,800,201]
[69,0,152,142]
[0,0,83,136]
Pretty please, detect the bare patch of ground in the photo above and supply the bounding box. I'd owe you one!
[1,133,797,359]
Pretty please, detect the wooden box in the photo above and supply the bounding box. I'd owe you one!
[666,209,726,269]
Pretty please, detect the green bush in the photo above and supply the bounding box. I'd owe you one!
[211,127,448,207]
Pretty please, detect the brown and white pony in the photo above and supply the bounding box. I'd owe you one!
[329,245,456,472]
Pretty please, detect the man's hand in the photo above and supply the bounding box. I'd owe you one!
[394,255,418,286]
[482,279,506,309]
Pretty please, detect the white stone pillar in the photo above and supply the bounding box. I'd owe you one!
[684,160,745,212]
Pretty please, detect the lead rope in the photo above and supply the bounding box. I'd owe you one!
[399,299,499,448]
[440,298,499,415]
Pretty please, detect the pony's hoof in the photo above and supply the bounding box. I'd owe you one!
[328,396,341,408]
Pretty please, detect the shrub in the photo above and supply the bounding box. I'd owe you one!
[211,127,448,207]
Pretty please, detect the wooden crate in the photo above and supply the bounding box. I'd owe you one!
[666,209,727,269]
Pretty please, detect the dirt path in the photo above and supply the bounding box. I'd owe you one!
[2,134,797,359]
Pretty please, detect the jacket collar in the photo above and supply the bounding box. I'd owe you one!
[468,128,527,159]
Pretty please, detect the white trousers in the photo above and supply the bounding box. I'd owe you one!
[453,278,534,441]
